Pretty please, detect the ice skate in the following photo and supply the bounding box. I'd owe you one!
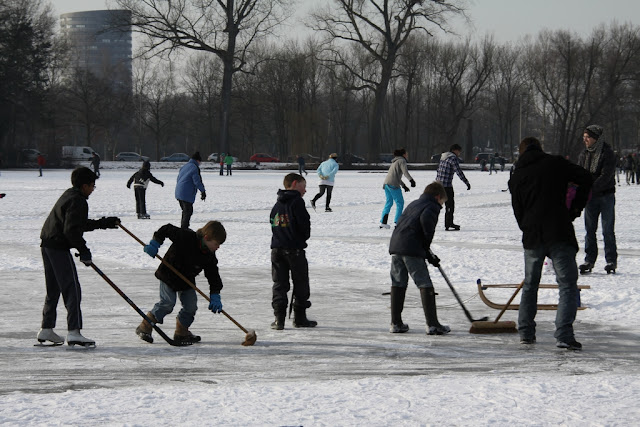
[556,339,582,351]
[389,322,409,333]
[579,262,594,274]
[427,324,451,335]
[325,207,332,212]
[604,262,616,274]
[35,328,64,346]
[379,223,391,229]
[66,329,96,348]
[310,200,316,211]
[445,224,460,231]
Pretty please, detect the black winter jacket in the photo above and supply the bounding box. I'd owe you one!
[40,187,104,253]
[509,145,592,251]
[389,193,441,258]
[577,141,616,197]
[270,190,310,249]
[152,224,223,294]
[127,167,163,189]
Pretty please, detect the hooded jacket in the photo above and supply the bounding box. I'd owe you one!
[175,159,205,203]
[127,162,163,189]
[383,156,413,187]
[270,189,311,249]
[389,192,441,258]
[509,145,592,251]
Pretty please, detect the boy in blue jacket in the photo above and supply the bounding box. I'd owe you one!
[175,152,206,229]
[270,173,316,330]
[388,181,450,336]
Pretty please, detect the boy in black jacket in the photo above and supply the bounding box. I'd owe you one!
[137,221,227,344]
[388,181,449,336]
[126,160,164,219]
[38,167,120,346]
[270,173,315,330]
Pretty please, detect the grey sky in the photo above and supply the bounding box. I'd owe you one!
[51,0,640,43]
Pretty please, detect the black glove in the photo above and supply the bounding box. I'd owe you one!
[466,183,471,191]
[126,183,131,189]
[410,179,416,188]
[201,191,206,201]
[160,181,164,187]
[426,251,440,267]
[403,185,410,192]
[99,216,120,229]
[79,248,92,266]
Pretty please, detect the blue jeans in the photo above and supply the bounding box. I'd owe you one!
[150,281,198,328]
[584,193,617,265]
[390,255,434,289]
[518,243,579,342]
[381,185,404,224]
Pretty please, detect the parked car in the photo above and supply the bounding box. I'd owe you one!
[341,153,366,164]
[379,153,394,163]
[61,146,95,161]
[289,153,321,163]
[21,148,43,163]
[249,153,279,163]
[431,153,443,163]
[160,153,190,162]
[208,153,239,162]
[115,152,150,162]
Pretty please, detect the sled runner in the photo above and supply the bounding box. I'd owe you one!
[477,281,590,311]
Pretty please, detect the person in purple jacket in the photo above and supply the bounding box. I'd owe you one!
[269,173,316,330]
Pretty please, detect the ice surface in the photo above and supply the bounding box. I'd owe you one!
[1,165,639,425]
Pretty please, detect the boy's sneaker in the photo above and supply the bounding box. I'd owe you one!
[520,337,536,345]
[556,339,582,351]
[389,322,409,333]
[379,223,391,229]
[325,207,332,212]
[37,328,64,345]
[427,324,451,335]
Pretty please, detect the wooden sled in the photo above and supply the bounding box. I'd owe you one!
[477,282,590,311]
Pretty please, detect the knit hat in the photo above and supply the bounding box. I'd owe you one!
[142,160,151,169]
[329,153,338,159]
[191,151,202,161]
[584,125,603,140]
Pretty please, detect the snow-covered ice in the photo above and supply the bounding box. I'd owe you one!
[1,164,639,426]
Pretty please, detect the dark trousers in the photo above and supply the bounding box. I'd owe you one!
[298,165,307,175]
[312,185,333,209]
[226,164,232,175]
[134,186,147,215]
[178,199,193,229]
[444,186,456,227]
[41,247,83,330]
[271,248,310,312]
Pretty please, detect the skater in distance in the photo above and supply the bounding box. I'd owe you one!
[126,160,164,219]
[508,137,593,350]
[175,152,206,229]
[38,167,121,347]
[435,144,471,231]
[310,153,339,212]
[380,148,415,229]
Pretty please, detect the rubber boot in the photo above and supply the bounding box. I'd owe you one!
[174,318,201,343]
[271,309,286,330]
[293,301,317,328]
[389,286,409,333]
[136,312,156,343]
[420,287,450,335]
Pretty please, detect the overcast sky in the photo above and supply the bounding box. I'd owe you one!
[50,0,640,43]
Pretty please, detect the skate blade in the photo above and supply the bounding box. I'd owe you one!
[34,341,64,347]
[67,342,96,349]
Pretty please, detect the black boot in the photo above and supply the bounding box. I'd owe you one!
[293,301,317,328]
[420,287,450,335]
[389,286,409,333]
[271,309,286,330]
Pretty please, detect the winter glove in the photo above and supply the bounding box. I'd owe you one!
[426,251,440,267]
[79,248,92,266]
[410,179,416,188]
[143,239,161,258]
[201,191,206,201]
[402,184,410,193]
[466,183,471,191]
[160,181,164,187]
[99,216,120,229]
[209,294,223,313]
[126,183,131,189]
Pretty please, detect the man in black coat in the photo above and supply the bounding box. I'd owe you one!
[509,137,592,350]
[388,181,450,336]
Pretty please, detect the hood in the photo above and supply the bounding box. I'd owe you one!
[277,189,301,203]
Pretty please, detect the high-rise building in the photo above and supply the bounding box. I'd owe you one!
[60,10,132,88]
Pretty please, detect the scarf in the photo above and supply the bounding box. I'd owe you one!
[585,139,603,174]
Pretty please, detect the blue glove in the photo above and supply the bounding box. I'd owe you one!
[209,294,222,313]
[143,239,161,257]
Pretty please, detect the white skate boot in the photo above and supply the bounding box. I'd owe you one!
[66,329,96,348]
[36,328,64,346]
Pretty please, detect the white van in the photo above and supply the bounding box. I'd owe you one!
[61,146,95,160]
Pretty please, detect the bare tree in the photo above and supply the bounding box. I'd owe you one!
[312,0,467,160]
[115,0,292,157]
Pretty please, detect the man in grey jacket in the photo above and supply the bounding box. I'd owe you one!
[380,148,415,228]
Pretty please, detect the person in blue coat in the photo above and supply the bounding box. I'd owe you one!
[310,153,339,212]
[175,152,206,229]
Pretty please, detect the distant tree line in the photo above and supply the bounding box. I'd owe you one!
[2,0,640,166]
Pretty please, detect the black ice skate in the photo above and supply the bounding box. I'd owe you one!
[579,262,594,275]
[605,262,617,274]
